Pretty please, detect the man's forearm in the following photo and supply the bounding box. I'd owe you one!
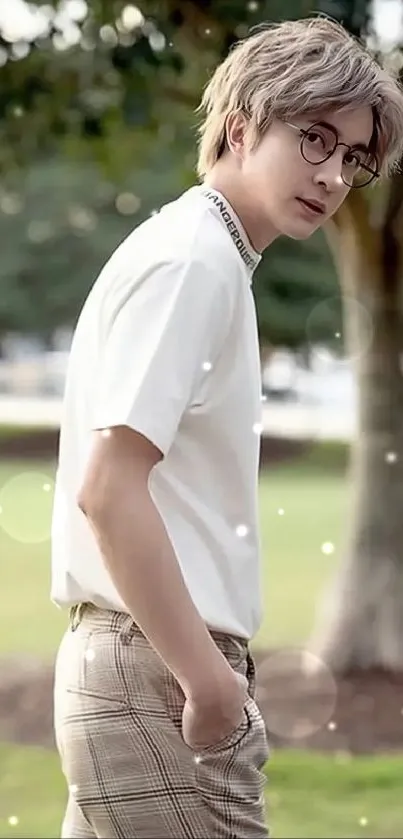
[80,485,232,700]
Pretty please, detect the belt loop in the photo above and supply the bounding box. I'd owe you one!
[70,602,85,632]
[246,650,256,698]
[231,636,248,668]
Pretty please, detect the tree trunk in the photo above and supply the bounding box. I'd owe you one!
[310,181,403,673]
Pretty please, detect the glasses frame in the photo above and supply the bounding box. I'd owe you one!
[284,121,380,189]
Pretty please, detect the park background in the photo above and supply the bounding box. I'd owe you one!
[1,0,403,836]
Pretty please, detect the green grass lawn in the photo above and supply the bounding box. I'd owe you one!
[1,743,402,839]
[0,443,351,658]
[0,457,66,658]
[3,440,401,839]
[256,447,350,650]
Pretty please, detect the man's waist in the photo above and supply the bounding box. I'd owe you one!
[53,584,260,640]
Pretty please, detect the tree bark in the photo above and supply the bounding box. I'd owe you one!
[310,181,403,673]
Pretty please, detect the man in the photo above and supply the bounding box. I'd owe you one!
[52,15,403,839]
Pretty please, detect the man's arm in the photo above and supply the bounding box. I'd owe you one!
[77,425,237,704]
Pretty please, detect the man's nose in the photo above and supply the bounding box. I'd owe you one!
[312,152,346,192]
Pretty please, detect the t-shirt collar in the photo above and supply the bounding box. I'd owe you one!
[196,185,262,275]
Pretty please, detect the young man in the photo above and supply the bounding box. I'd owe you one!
[52,15,403,839]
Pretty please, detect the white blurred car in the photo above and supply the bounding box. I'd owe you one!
[262,350,299,400]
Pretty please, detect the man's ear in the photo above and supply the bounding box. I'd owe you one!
[225,111,249,159]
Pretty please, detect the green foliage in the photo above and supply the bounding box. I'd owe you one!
[0,0,317,174]
[0,0,363,346]
[255,231,339,346]
[315,0,370,38]
[0,154,185,340]
[0,153,340,346]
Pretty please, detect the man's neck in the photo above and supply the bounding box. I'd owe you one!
[202,168,279,252]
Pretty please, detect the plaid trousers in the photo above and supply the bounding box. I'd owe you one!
[53,603,270,838]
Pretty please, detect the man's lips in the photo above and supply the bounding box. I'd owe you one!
[297,197,326,215]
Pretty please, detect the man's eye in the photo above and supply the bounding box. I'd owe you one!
[344,152,361,169]
[306,131,325,147]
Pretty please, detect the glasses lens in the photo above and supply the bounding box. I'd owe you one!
[301,123,337,164]
[301,124,378,188]
[343,150,377,188]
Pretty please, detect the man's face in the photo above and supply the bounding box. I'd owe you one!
[239,106,375,242]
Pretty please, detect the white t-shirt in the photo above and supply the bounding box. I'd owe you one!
[51,185,264,639]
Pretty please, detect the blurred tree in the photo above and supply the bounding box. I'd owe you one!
[315,0,370,37]
[0,0,340,352]
[309,0,403,674]
[0,152,186,344]
[0,0,314,174]
[0,154,339,351]
[255,232,340,354]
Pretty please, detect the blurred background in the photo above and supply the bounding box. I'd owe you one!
[1,0,403,837]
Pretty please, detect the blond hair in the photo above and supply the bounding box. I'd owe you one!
[196,16,403,179]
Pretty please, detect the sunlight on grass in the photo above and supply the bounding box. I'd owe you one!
[0,451,350,658]
[256,462,349,649]
[269,750,403,838]
[1,743,402,839]
[0,458,65,658]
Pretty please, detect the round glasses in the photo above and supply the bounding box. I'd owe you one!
[285,121,379,188]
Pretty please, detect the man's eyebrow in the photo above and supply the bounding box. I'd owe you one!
[313,120,371,153]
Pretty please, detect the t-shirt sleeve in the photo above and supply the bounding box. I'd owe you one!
[90,257,233,455]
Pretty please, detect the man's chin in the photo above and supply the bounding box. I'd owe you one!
[280,218,324,241]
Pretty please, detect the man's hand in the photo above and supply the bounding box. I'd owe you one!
[182,671,249,751]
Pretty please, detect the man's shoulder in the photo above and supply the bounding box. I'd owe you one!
[108,189,238,281]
